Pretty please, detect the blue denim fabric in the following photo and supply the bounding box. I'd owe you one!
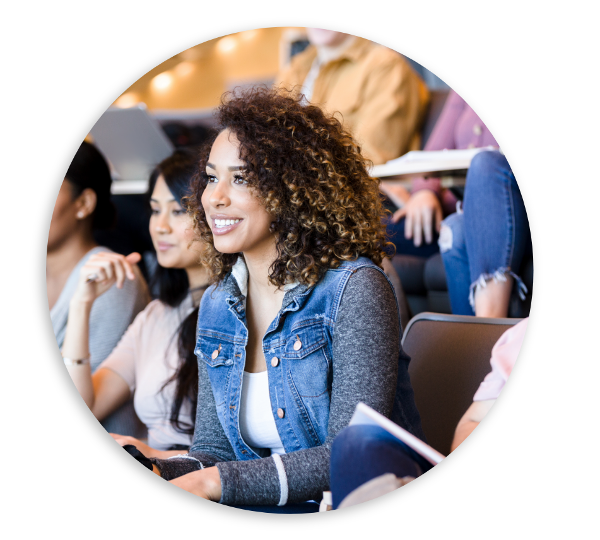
[439,151,532,315]
[194,256,422,462]
[330,424,433,509]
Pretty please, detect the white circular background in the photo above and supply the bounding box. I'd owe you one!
[3,1,599,537]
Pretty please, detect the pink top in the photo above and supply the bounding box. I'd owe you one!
[473,318,528,402]
[99,297,195,450]
[411,90,499,214]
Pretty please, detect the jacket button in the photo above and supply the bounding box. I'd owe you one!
[277,408,285,419]
[293,339,302,351]
[212,350,219,359]
[271,357,279,367]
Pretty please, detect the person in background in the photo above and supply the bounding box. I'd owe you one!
[48,141,149,437]
[329,318,528,510]
[439,150,532,317]
[381,89,499,255]
[62,149,211,458]
[149,87,424,513]
[275,28,429,166]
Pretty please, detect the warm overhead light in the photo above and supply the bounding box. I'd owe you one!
[240,29,259,41]
[175,61,195,77]
[216,35,237,54]
[114,92,140,108]
[151,71,174,91]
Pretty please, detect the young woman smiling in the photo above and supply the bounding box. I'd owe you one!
[63,149,210,457]
[149,88,424,512]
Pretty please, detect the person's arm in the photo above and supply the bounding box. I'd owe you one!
[450,399,495,451]
[394,91,466,245]
[161,268,401,506]
[62,252,141,415]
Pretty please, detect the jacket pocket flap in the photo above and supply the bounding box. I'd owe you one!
[195,335,236,367]
[284,321,327,360]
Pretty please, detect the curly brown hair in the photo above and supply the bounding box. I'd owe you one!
[187,86,391,288]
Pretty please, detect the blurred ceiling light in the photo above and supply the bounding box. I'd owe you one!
[241,29,259,41]
[114,92,140,108]
[217,35,237,54]
[175,61,195,77]
[151,71,174,91]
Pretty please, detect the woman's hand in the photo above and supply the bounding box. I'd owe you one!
[169,467,222,501]
[73,252,141,306]
[392,189,443,246]
[379,182,411,210]
[110,433,188,459]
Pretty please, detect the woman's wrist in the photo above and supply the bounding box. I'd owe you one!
[69,295,95,313]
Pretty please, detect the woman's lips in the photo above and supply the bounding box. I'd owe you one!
[211,217,243,236]
[157,242,174,252]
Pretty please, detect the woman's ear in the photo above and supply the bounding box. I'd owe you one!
[74,188,97,220]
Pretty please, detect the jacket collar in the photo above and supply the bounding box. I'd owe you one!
[222,256,309,312]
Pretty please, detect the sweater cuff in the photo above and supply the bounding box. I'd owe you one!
[150,455,203,481]
[216,457,282,506]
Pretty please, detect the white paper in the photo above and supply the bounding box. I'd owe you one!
[349,402,446,465]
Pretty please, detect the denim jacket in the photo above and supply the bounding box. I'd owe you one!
[194,256,421,462]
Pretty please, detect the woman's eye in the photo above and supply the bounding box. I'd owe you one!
[233,174,248,185]
[172,208,186,216]
[150,208,160,215]
[206,174,218,184]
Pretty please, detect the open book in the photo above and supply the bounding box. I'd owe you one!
[349,402,445,466]
[370,146,498,180]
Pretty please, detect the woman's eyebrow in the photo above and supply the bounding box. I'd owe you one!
[206,162,245,172]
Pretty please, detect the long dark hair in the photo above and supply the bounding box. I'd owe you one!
[66,141,116,230]
[147,148,202,436]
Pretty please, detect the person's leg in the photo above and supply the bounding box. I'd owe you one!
[439,211,474,315]
[463,151,531,317]
[330,424,431,510]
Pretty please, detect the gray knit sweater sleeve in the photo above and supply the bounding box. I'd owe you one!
[152,268,399,506]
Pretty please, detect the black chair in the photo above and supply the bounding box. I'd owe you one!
[402,313,521,455]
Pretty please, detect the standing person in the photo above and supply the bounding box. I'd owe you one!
[62,150,211,457]
[150,87,424,513]
[48,141,149,437]
[275,28,429,166]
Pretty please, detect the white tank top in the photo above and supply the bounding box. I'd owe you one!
[239,371,286,455]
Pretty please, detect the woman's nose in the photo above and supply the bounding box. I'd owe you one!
[155,212,171,233]
[209,181,231,208]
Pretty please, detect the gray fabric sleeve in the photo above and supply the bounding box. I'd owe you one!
[279,267,399,503]
[219,267,399,506]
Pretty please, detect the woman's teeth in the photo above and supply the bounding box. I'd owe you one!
[215,219,241,227]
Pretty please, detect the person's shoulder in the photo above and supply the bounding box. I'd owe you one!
[360,39,408,67]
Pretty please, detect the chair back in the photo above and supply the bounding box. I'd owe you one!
[402,313,520,455]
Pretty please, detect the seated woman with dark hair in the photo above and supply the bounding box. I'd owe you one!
[149,87,424,512]
[62,149,211,457]
[48,141,149,437]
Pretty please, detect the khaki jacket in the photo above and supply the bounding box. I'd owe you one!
[276,37,429,165]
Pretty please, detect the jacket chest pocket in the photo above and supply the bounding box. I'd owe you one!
[195,334,237,407]
[283,321,330,398]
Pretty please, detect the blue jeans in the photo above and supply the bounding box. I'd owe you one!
[330,425,433,510]
[439,151,532,315]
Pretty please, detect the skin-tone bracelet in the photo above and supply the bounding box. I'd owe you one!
[63,354,91,366]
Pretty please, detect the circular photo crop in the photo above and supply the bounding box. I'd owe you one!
[47,26,533,513]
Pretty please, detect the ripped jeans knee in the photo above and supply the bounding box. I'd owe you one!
[439,211,464,254]
[469,268,528,310]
